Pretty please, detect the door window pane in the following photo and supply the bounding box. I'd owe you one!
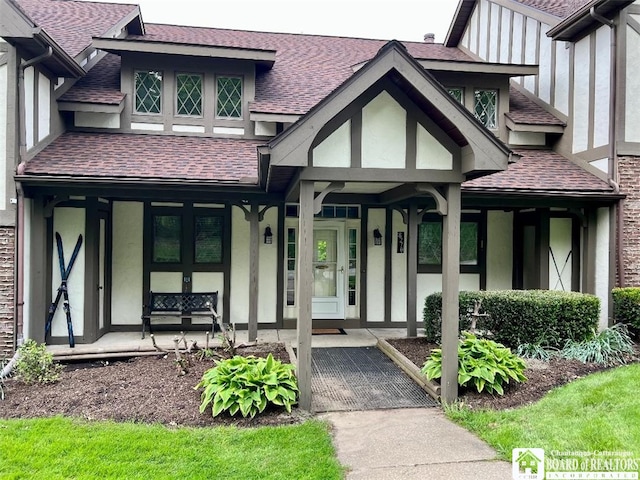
[194,216,223,263]
[286,228,296,306]
[153,215,181,263]
[418,222,442,265]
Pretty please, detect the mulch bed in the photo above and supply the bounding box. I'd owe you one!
[0,342,310,428]
[386,337,640,410]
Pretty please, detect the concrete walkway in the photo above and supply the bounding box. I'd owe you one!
[319,408,512,480]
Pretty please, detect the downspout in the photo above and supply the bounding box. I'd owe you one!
[14,46,53,349]
[590,6,624,286]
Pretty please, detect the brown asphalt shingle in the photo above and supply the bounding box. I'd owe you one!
[463,149,611,194]
[24,132,261,183]
[512,0,589,18]
[15,0,138,58]
[507,87,566,126]
[58,54,123,105]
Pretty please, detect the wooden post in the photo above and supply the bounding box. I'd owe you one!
[441,183,460,404]
[248,203,259,342]
[406,202,418,337]
[297,180,314,411]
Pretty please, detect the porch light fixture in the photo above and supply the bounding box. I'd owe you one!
[373,228,383,246]
[264,225,273,244]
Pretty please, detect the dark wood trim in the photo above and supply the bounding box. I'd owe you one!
[582,208,597,294]
[571,214,581,291]
[351,110,362,168]
[406,201,418,336]
[30,196,48,343]
[537,209,550,289]
[275,203,285,328]
[406,117,417,170]
[512,210,524,289]
[83,198,100,343]
[384,208,393,325]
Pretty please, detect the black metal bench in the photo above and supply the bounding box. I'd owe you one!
[141,291,220,339]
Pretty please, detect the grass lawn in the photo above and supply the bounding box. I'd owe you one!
[0,417,344,480]
[446,363,640,461]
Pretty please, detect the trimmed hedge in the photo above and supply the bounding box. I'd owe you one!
[424,290,600,349]
[612,287,640,333]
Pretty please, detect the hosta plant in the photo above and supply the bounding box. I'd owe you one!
[422,332,527,396]
[195,353,298,418]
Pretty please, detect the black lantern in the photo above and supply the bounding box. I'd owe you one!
[264,225,273,244]
[373,228,383,246]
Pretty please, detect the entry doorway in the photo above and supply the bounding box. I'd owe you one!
[312,223,346,319]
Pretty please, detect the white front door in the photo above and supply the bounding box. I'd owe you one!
[312,223,345,319]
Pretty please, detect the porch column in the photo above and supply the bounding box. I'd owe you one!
[29,196,48,343]
[296,180,314,411]
[441,183,461,404]
[406,201,418,337]
[248,203,259,342]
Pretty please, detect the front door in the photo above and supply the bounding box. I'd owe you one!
[312,223,345,319]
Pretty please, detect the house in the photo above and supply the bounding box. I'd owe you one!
[515,449,543,475]
[0,0,634,403]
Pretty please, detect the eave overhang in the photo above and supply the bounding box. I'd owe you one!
[260,40,514,192]
[445,0,477,47]
[547,0,635,41]
[93,37,276,69]
[249,112,301,124]
[505,116,565,133]
[352,58,539,76]
[57,100,125,114]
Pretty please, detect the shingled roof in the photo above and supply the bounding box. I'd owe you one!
[15,0,139,58]
[58,53,123,105]
[23,132,261,184]
[507,87,566,127]
[463,149,612,195]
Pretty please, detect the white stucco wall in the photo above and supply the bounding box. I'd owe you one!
[192,272,224,325]
[499,10,511,63]
[37,72,50,142]
[486,211,513,290]
[593,26,611,149]
[512,13,524,64]
[313,120,351,167]
[390,209,407,322]
[362,91,406,169]
[595,208,610,329]
[367,209,386,322]
[0,63,6,211]
[573,36,591,153]
[76,112,120,129]
[488,1,499,62]
[554,41,570,115]
[478,0,489,60]
[417,274,480,317]
[590,158,608,173]
[24,66,34,149]
[549,218,573,291]
[111,202,143,325]
[469,4,479,54]
[51,208,85,337]
[258,207,278,324]
[230,206,250,324]
[416,124,452,170]
[625,26,640,142]
[524,17,538,92]
[508,131,546,146]
[538,24,552,104]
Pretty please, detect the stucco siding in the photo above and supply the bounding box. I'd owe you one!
[37,72,50,142]
[499,9,511,63]
[595,208,610,329]
[486,210,512,290]
[573,36,590,153]
[313,120,351,168]
[24,66,34,149]
[416,124,453,170]
[366,209,386,322]
[549,217,573,291]
[524,17,538,92]
[538,24,552,104]
[258,207,278,324]
[75,112,121,129]
[478,0,490,60]
[625,26,640,142]
[111,201,143,325]
[230,206,250,324]
[593,26,611,149]
[390,209,406,322]
[0,63,6,211]
[554,41,570,115]
[51,208,85,337]
[362,91,406,169]
[488,2,500,62]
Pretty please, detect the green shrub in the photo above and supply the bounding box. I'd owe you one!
[424,290,599,348]
[195,354,298,418]
[15,340,63,385]
[560,323,635,366]
[421,332,527,396]
[612,287,640,334]
[515,343,558,362]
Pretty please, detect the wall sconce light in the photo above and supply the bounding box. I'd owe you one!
[264,225,273,244]
[373,228,383,246]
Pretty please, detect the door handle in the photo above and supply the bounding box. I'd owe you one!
[339,266,344,273]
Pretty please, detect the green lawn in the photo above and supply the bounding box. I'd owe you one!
[0,417,344,480]
[446,363,640,461]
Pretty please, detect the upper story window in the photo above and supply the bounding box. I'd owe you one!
[216,76,242,118]
[135,70,163,114]
[474,89,497,129]
[447,87,464,104]
[176,73,203,117]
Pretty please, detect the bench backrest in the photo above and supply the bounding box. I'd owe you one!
[148,291,218,313]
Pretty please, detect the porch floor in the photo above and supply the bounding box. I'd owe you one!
[47,328,413,359]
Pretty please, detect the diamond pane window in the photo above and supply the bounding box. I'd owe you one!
[194,216,223,263]
[176,73,203,116]
[153,215,181,263]
[460,222,478,265]
[135,70,162,114]
[447,87,464,104]
[474,89,497,129]
[418,222,442,265]
[216,76,242,118]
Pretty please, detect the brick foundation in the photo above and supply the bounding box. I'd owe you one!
[0,227,15,358]
[618,156,640,286]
